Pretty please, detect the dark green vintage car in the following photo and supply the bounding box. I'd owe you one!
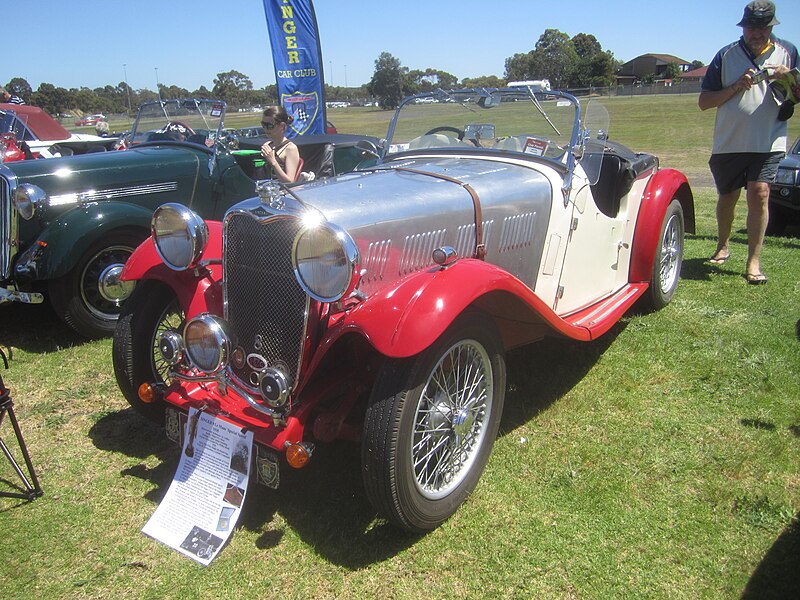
[0,98,376,337]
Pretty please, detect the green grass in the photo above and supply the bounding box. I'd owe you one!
[2,93,799,598]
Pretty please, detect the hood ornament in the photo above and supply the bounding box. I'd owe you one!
[256,180,284,209]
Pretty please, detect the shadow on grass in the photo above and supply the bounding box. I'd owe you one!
[88,408,178,504]
[677,256,717,282]
[0,302,88,353]
[741,514,800,599]
[88,408,421,568]
[86,327,619,569]
[502,328,620,432]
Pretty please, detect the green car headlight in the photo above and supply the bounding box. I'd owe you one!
[292,219,360,303]
[13,184,46,220]
[183,314,232,375]
[152,203,209,271]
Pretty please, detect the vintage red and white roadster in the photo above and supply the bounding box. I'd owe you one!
[113,85,694,532]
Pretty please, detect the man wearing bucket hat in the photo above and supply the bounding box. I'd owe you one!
[699,1,799,285]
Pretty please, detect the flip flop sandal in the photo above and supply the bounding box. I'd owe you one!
[707,254,730,265]
[745,273,768,285]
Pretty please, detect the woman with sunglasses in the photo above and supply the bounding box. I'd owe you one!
[260,105,301,183]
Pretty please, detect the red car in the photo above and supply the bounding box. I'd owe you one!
[1,104,115,160]
[74,113,106,127]
[114,86,694,532]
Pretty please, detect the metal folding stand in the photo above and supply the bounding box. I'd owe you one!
[0,348,43,501]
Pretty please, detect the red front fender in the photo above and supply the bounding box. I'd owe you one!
[316,259,594,361]
[121,221,224,317]
[629,168,694,283]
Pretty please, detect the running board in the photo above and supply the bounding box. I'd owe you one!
[562,283,648,340]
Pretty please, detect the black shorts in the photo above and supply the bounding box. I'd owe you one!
[709,152,784,194]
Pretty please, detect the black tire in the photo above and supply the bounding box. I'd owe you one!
[112,280,184,422]
[49,229,145,338]
[643,199,684,311]
[362,311,506,532]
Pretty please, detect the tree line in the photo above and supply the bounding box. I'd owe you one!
[366,29,697,108]
[5,29,702,116]
[3,70,375,118]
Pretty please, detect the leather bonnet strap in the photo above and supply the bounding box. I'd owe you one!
[390,167,486,260]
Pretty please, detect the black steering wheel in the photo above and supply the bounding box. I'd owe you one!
[424,126,465,141]
[162,121,196,141]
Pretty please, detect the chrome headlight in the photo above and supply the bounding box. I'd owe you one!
[13,184,46,221]
[292,219,359,303]
[152,203,209,271]
[183,314,232,375]
[775,167,798,186]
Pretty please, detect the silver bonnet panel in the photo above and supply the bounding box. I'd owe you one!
[294,157,554,293]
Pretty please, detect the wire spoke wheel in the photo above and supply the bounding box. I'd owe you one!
[150,300,183,386]
[113,280,184,422]
[362,311,506,532]
[411,340,492,499]
[658,212,681,295]
[644,198,684,311]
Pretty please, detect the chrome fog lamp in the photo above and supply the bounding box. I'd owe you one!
[13,184,46,220]
[152,203,209,271]
[183,314,232,375]
[158,330,185,366]
[775,168,797,186]
[292,221,359,303]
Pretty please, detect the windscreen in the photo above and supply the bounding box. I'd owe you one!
[386,89,579,165]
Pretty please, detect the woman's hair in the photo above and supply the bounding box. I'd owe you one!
[262,105,293,125]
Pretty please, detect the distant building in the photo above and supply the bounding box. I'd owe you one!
[616,54,693,85]
[681,66,708,82]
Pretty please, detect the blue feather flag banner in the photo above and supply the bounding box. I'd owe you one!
[262,0,327,137]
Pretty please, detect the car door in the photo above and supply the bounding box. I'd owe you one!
[555,179,628,315]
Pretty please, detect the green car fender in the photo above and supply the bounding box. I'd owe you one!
[23,201,155,281]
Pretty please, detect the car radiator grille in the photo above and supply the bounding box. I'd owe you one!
[0,175,10,280]
[224,212,308,392]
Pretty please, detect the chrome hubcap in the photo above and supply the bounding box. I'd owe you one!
[80,245,135,320]
[98,264,134,303]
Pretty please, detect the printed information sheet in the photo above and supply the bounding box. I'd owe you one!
[142,407,253,565]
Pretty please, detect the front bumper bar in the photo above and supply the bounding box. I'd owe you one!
[0,286,43,306]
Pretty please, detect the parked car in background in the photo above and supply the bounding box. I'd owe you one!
[1,98,378,337]
[768,135,800,234]
[113,86,694,532]
[1,103,117,160]
[74,113,106,127]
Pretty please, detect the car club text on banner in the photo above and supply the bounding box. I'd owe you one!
[262,0,327,137]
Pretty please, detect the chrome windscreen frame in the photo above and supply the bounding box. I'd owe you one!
[383,87,583,203]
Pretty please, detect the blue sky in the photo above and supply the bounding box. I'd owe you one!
[5,0,800,92]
